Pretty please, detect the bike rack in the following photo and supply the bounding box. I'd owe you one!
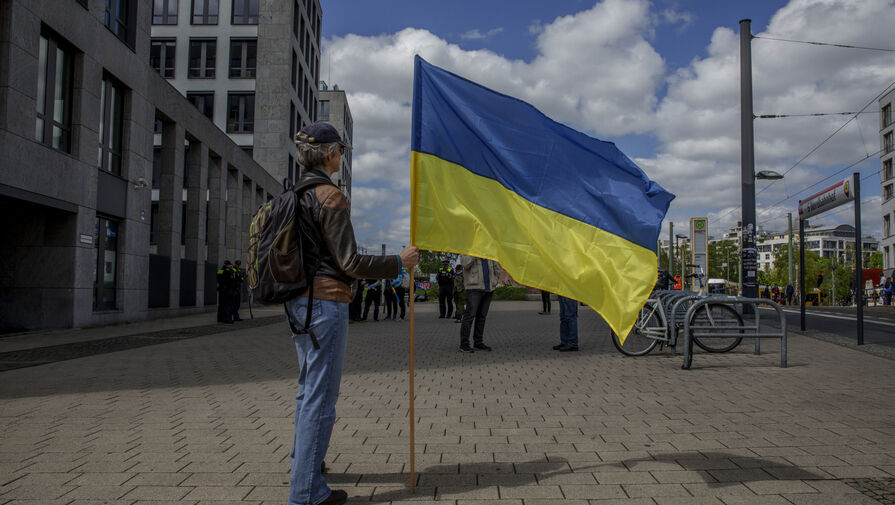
[681,297,787,370]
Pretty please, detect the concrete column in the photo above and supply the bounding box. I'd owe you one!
[184,140,208,305]
[157,122,185,307]
[206,154,226,266]
[241,177,256,262]
[225,166,242,263]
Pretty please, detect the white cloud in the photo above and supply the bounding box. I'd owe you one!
[323,0,666,249]
[322,0,894,251]
[460,27,504,40]
[647,0,895,238]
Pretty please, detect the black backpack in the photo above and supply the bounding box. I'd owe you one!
[247,176,334,347]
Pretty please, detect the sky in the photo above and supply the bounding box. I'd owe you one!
[318,0,895,254]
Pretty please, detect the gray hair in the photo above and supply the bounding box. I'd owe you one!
[295,141,339,168]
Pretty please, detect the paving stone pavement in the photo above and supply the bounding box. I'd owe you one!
[1,300,894,505]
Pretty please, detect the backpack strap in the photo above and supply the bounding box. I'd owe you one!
[284,176,336,350]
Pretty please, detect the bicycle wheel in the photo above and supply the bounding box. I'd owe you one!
[690,304,744,353]
[611,298,666,356]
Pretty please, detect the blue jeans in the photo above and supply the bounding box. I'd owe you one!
[285,297,348,505]
[558,296,579,348]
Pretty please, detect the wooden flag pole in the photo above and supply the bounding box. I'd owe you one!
[408,269,416,493]
[408,153,418,493]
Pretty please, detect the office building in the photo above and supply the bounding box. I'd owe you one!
[880,88,894,277]
[0,0,280,332]
[317,81,354,206]
[150,0,322,186]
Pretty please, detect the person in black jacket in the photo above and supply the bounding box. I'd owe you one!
[216,260,234,323]
[436,260,454,318]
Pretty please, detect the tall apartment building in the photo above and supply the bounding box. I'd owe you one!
[0,0,280,332]
[150,0,322,186]
[880,89,894,277]
[317,81,354,207]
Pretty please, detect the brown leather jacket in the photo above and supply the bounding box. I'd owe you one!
[296,168,401,302]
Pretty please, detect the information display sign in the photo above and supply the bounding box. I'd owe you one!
[798,175,856,220]
[690,217,708,291]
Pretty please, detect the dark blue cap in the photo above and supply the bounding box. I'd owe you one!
[296,121,349,148]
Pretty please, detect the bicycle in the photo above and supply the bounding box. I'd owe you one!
[611,264,744,356]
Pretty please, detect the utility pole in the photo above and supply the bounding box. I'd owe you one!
[669,223,674,279]
[788,212,794,288]
[740,19,758,305]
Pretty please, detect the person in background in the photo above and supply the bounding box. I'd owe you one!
[230,260,245,322]
[436,260,455,318]
[458,255,500,352]
[216,260,234,323]
[361,279,382,322]
[453,264,465,323]
[539,289,551,315]
[392,267,409,320]
[785,283,795,306]
[553,295,579,352]
[349,280,364,322]
[383,278,398,320]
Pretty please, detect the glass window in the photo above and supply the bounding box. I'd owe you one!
[227,93,254,133]
[229,39,256,78]
[191,0,219,24]
[35,33,73,152]
[98,76,126,174]
[317,100,329,121]
[189,38,216,78]
[150,203,159,245]
[93,217,119,311]
[884,159,893,181]
[152,0,178,24]
[105,0,132,43]
[883,103,892,129]
[290,102,295,138]
[885,132,894,154]
[885,184,894,201]
[293,1,300,38]
[232,0,259,24]
[152,147,161,188]
[187,92,214,120]
[150,39,176,78]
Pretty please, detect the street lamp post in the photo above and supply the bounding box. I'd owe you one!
[676,234,688,289]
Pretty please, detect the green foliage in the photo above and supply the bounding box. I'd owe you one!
[867,251,883,269]
[493,286,526,300]
[708,240,739,282]
[417,250,458,276]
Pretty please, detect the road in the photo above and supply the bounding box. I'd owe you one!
[760,305,895,347]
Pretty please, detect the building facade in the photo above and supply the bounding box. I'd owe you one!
[880,88,894,277]
[756,224,879,272]
[0,0,280,332]
[317,81,353,207]
[150,0,322,187]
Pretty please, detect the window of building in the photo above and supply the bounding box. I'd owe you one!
[229,39,256,78]
[105,0,136,46]
[288,154,295,185]
[94,217,119,311]
[317,100,329,121]
[293,1,300,38]
[299,16,305,54]
[885,184,894,202]
[884,214,891,238]
[152,147,161,188]
[187,92,214,120]
[241,146,253,157]
[150,203,159,245]
[883,103,892,130]
[304,32,311,64]
[35,32,74,152]
[191,0,219,24]
[232,0,259,24]
[98,75,125,174]
[886,131,894,155]
[290,102,295,138]
[152,0,178,24]
[150,39,176,78]
[227,93,254,133]
[291,50,297,88]
[188,38,216,78]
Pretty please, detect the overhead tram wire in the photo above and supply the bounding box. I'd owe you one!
[756,111,877,119]
[753,35,895,53]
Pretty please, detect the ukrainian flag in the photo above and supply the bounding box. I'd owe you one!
[410,56,674,339]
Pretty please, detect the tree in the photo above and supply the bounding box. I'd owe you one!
[867,251,883,269]
[708,240,739,282]
[417,250,458,276]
